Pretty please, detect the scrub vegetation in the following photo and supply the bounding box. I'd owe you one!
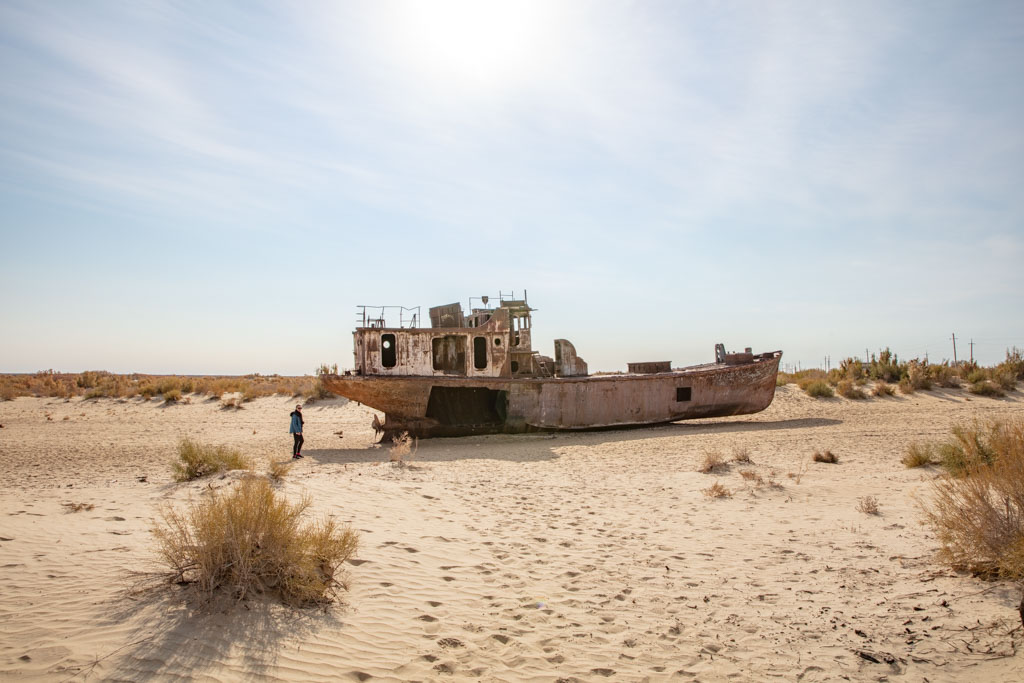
[915,418,1024,579]
[154,476,358,606]
[173,438,252,482]
[776,347,1021,399]
[0,369,331,402]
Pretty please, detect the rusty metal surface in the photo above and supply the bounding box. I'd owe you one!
[322,351,782,439]
[627,361,672,374]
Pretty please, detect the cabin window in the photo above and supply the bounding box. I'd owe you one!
[511,360,519,373]
[381,334,396,368]
[676,387,692,402]
[473,336,487,370]
[432,335,467,375]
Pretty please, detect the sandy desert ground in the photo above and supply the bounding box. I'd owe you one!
[1,385,1023,682]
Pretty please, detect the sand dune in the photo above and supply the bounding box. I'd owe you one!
[1,387,1022,681]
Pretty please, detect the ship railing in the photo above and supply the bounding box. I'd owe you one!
[356,305,421,329]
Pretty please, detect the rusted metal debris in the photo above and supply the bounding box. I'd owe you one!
[322,293,782,439]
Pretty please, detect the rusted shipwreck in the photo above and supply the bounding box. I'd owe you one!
[321,293,782,439]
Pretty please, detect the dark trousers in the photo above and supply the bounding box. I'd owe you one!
[292,433,304,455]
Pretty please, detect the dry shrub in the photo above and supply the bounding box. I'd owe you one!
[702,482,732,498]
[163,389,183,404]
[968,380,1005,398]
[738,469,762,483]
[268,459,294,481]
[389,431,417,466]
[731,447,752,464]
[922,418,1024,578]
[812,450,838,464]
[902,442,935,468]
[0,385,17,401]
[803,380,834,398]
[62,502,94,513]
[787,463,807,484]
[173,437,251,481]
[872,381,895,397]
[836,380,866,399]
[698,449,727,474]
[993,370,1017,391]
[928,363,961,388]
[901,363,933,393]
[153,477,358,606]
[857,495,880,515]
[935,420,1020,477]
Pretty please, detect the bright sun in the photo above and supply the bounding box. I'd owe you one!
[393,0,554,89]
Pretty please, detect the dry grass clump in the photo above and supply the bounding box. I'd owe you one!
[389,431,417,467]
[872,381,895,397]
[932,420,1020,477]
[803,380,834,398]
[173,437,251,481]
[857,495,880,515]
[268,459,294,481]
[812,449,838,464]
[62,502,95,513]
[921,418,1024,579]
[902,442,936,468]
[153,477,358,606]
[968,380,1005,398]
[163,389,183,404]
[738,469,762,482]
[697,449,727,474]
[836,380,867,399]
[702,482,732,498]
[731,447,752,464]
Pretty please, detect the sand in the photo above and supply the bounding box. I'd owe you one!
[1,386,1022,681]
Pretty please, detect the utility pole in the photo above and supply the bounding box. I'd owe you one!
[969,339,974,364]
[952,333,958,365]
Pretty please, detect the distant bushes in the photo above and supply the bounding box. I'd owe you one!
[774,346,1019,399]
[836,380,866,399]
[0,371,328,401]
[803,380,834,398]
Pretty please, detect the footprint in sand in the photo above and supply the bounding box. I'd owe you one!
[437,637,464,648]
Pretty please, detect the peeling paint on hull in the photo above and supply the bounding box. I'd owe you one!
[322,351,781,439]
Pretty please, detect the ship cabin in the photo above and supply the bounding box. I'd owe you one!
[352,294,588,379]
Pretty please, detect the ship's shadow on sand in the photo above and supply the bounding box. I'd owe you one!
[304,417,843,465]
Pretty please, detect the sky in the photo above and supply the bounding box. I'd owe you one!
[1,0,1023,375]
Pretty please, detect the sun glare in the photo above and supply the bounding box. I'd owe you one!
[394,0,553,89]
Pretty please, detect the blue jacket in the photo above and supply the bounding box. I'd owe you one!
[289,410,303,433]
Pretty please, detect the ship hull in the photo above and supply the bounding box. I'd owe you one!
[322,351,782,439]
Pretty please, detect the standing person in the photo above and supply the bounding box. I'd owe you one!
[290,404,304,459]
